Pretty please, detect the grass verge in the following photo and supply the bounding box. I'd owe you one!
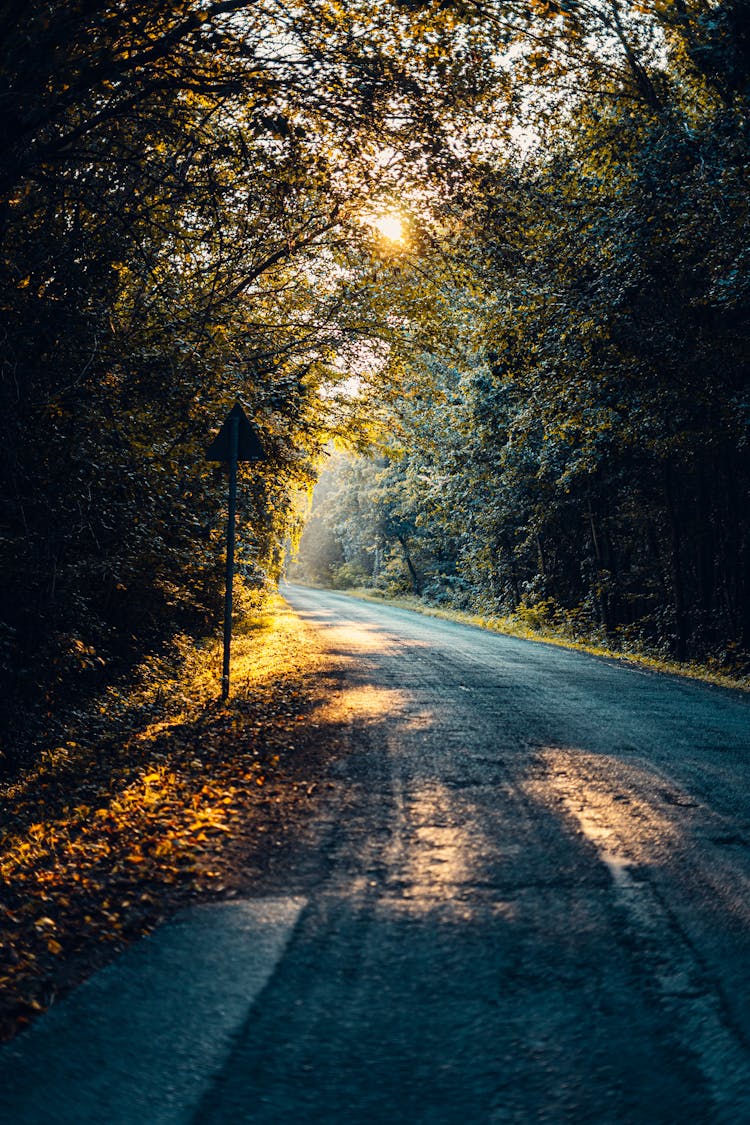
[332,587,750,693]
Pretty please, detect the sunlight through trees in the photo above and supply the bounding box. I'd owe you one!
[2,0,749,772]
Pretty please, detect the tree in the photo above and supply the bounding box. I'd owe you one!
[310,0,750,665]
[0,0,499,770]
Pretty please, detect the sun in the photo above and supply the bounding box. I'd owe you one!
[371,211,405,244]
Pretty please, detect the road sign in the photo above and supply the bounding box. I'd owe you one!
[206,402,266,463]
[206,402,267,699]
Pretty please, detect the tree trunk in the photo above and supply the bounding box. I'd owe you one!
[397,535,421,595]
[662,465,688,660]
[587,501,611,632]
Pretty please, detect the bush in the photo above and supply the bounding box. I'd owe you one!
[330,562,370,589]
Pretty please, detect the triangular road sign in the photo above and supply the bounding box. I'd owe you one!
[206,402,266,462]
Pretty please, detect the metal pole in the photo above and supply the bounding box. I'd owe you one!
[221,415,240,699]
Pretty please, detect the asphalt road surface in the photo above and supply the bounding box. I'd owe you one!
[4,583,750,1123]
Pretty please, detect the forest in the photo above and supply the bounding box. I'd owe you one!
[2,0,750,777]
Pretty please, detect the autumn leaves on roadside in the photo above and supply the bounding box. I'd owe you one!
[0,599,342,1040]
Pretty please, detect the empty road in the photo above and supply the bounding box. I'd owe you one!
[3,583,750,1123]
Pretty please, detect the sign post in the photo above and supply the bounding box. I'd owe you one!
[206,402,266,699]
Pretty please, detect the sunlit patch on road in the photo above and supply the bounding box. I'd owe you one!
[323,622,403,657]
[532,747,750,1116]
[385,780,509,908]
[534,746,682,862]
[335,685,412,725]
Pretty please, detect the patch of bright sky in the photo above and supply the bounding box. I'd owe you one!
[442,2,667,164]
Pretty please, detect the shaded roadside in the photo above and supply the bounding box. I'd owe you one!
[0,596,350,1041]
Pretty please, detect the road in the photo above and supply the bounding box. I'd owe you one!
[3,583,750,1123]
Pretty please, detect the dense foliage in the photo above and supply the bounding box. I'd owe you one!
[295,1,750,668]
